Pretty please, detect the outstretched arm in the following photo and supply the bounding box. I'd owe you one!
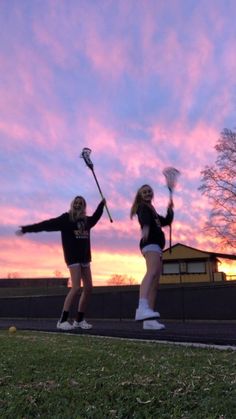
[15,214,66,235]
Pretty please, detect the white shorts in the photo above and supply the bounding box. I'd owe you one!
[141,244,162,256]
[68,262,90,268]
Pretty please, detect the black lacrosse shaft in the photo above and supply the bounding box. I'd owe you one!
[91,169,113,223]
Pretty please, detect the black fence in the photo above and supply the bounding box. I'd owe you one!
[0,278,68,288]
[0,281,236,321]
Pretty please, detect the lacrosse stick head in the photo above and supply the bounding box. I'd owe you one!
[163,167,180,193]
[80,147,94,170]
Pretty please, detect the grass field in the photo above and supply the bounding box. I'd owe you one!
[1,330,236,418]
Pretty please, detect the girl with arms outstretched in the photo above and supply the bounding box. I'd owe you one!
[16,196,105,330]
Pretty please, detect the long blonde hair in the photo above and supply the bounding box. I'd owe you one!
[69,196,87,222]
[130,184,153,219]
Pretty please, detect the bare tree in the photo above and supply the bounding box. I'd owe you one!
[199,128,236,249]
[7,272,21,278]
[54,270,63,278]
[107,274,137,286]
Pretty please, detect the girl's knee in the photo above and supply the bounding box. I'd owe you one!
[86,284,93,293]
[147,270,159,280]
[71,285,80,294]
[83,283,93,294]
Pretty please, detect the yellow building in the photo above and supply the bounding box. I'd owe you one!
[161,243,236,284]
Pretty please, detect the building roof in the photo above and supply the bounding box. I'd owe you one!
[163,243,236,260]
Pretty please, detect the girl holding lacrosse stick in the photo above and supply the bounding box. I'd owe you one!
[130,185,174,330]
[16,196,105,331]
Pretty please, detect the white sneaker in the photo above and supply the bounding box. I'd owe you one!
[135,307,160,321]
[57,321,74,331]
[73,320,93,330]
[143,320,166,330]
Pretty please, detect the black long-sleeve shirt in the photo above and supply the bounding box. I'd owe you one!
[137,203,174,250]
[21,201,104,265]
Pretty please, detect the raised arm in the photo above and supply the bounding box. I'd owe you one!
[87,200,105,228]
[159,200,174,227]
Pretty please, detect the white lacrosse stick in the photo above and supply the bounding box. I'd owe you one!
[163,167,180,253]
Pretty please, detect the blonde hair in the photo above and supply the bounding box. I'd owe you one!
[69,196,87,222]
[130,184,153,219]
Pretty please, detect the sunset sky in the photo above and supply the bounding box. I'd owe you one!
[1,0,236,284]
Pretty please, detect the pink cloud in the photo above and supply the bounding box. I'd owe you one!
[1,207,29,226]
[95,218,139,240]
[0,237,67,278]
[84,33,130,79]
[83,117,117,153]
[0,106,68,151]
[0,47,62,150]
[31,3,132,79]
[33,23,67,66]
[0,121,32,144]
[151,120,218,168]
[2,0,236,283]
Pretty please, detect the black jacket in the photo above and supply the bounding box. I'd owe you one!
[21,201,104,265]
[137,203,174,250]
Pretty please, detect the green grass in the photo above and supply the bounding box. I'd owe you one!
[0,331,236,419]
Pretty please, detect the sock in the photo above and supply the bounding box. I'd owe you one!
[76,312,84,323]
[60,310,69,323]
[138,298,149,309]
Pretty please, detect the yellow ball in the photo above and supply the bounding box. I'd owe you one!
[8,326,17,333]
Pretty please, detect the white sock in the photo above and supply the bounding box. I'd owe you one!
[138,298,149,309]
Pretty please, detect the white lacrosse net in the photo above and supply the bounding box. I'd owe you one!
[163,167,180,191]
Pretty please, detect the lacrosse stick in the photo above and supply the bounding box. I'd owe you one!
[80,147,113,223]
[163,167,180,253]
